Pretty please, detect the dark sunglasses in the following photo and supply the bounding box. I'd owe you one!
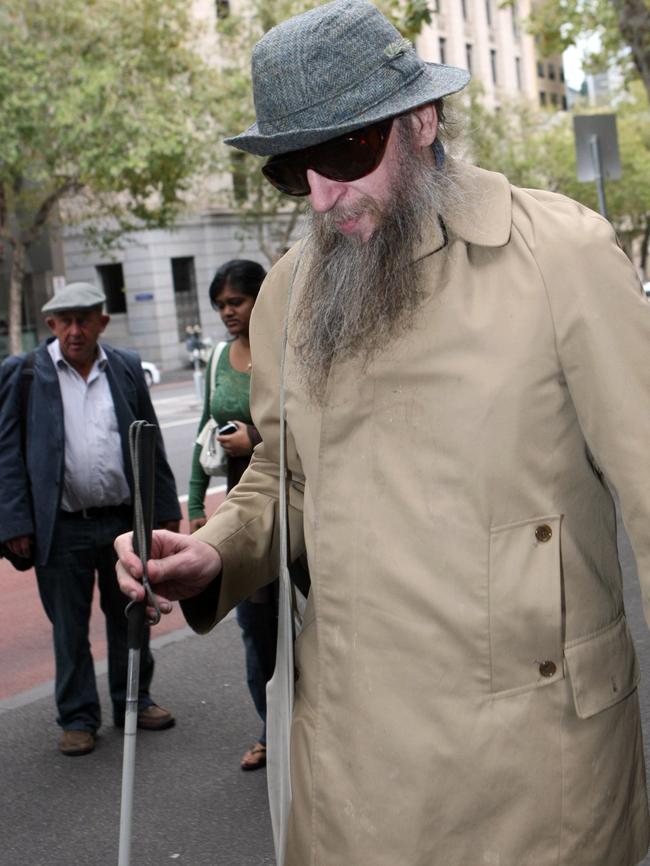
[261,118,394,197]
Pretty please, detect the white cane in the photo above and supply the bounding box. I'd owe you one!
[118,421,160,866]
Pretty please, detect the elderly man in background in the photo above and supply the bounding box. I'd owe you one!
[0,282,181,756]
[116,1,650,864]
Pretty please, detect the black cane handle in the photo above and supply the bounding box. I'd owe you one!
[126,421,158,648]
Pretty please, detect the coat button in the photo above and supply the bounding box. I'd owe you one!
[539,660,557,678]
[535,524,553,543]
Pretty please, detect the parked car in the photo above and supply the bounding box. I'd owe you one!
[141,361,161,387]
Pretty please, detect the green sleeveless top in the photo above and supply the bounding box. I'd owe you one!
[188,343,253,519]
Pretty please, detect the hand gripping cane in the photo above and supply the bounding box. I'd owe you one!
[118,421,161,866]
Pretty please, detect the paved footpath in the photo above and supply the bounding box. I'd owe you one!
[0,491,276,866]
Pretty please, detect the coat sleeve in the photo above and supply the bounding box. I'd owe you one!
[0,355,35,542]
[521,190,650,625]
[183,250,306,633]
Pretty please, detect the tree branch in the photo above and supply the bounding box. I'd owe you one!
[22,179,83,245]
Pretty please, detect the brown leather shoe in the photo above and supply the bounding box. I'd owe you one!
[59,730,95,757]
[137,704,175,731]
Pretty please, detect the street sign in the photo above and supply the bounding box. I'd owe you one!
[573,114,621,182]
[573,113,621,218]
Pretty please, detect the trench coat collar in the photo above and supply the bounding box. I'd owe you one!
[414,159,512,262]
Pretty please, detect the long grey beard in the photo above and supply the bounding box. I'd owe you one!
[290,140,459,404]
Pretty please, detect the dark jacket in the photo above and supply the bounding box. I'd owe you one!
[0,339,181,565]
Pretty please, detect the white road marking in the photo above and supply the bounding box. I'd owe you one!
[160,417,201,430]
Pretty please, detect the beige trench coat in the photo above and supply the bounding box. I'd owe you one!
[186,161,650,865]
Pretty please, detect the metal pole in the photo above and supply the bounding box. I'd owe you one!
[589,133,608,219]
[118,421,157,866]
[118,632,143,866]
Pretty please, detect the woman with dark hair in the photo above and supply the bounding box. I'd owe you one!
[188,258,277,771]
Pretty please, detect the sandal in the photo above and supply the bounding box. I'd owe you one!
[240,742,267,771]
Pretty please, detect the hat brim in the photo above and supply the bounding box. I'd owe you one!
[225,62,470,157]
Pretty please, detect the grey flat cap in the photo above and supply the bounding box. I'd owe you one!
[225,0,470,156]
[41,282,106,314]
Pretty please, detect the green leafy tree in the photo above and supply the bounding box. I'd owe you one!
[0,0,220,354]
[213,0,432,263]
[465,83,650,270]
[522,0,650,102]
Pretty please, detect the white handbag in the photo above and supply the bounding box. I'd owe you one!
[196,342,228,476]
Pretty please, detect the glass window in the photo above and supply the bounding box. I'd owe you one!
[171,257,201,342]
[490,48,497,84]
[96,263,126,314]
[465,43,473,73]
[439,37,447,65]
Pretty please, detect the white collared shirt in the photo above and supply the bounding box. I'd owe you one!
[48,340,131,511]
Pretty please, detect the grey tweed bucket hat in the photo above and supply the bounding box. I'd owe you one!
[225,0,471,156]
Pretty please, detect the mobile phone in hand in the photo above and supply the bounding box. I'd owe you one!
[218,421,239,436]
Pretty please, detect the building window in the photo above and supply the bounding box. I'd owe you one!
[171,257,201,342]
[96,263,126,314]
[548,63,556,80]
[439,37,447,65]
[215,0,230,17]
[515,57,522,90]
[539,91,547,107]
[432,0,441,11]
[461,0,468,20]
[490,48,497,84]
[465,43,473,73]
[550,92,558,106]
[537,60,545,77]
[560,67,565,83]
[485,0,492,27]
[512,2,519,37]
[562,94,568,110]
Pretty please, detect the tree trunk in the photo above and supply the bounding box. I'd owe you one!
[8,240,26,356]
[611,0,650,102]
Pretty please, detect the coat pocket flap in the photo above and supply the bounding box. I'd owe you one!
[564,615,639,720]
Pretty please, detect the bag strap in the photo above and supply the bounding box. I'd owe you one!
[210,340,228,400]
[207,341,227,415]
[267,240,306,866]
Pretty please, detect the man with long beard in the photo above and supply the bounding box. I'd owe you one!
[115,1,650,864]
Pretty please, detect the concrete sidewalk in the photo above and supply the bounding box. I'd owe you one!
[0,618,276,866]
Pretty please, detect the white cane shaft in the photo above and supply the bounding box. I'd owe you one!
[118,649,141,866]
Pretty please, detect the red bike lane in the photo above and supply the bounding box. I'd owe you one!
[0,492,224,701]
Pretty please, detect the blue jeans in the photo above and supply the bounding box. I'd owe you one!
[35,508,154,733]
[236,583,278,746]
